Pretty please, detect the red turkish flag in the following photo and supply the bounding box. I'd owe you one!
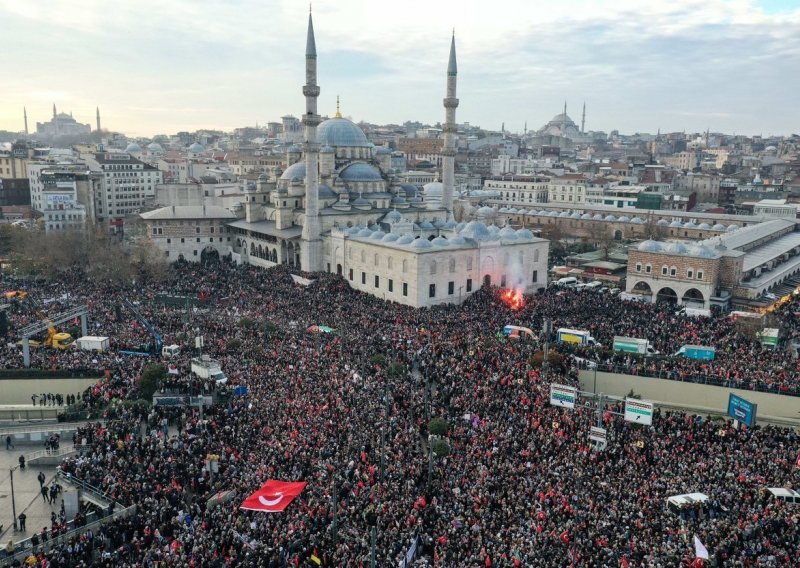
[240,480,307,512]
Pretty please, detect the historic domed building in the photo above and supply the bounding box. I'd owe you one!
[193,12,548,307]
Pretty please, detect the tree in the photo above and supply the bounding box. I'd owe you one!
[431,438,451,458]
[587,221,615,261]
[138,364,165,399]
[643,215,667,241]
[428,417,449,436]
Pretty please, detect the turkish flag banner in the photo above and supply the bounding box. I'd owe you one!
[240,480,307,512]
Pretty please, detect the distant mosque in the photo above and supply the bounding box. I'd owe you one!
[146,10,549,308]
[529,102,591,147]
[35,105,92,136]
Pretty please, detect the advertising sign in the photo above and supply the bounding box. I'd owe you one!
[727,393,757,427]
[549,383,577,409]
[624,398,654,426]
[589,426,607,444]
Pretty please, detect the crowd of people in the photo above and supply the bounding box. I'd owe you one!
[0,261,797,566]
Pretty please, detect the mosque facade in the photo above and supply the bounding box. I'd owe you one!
[144,12,549,308]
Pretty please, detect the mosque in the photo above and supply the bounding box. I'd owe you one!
[145,11,549,308]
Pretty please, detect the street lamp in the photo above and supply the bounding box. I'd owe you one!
[10,465,18,531]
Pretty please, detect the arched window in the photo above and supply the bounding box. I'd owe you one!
[669,266,677,277]
[361,250,365,263]
[430,261,437,275]
[466,257,473,271]
[534,249,539,263]
[449,257,456,273]
[374,253,379,266]
[387,257,393,270]
[402,259,408,273]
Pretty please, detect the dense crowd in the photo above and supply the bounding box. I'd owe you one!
[0,261,798,566]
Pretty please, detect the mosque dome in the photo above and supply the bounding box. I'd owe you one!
[657,219,669,226]
[684,222,697,229]
[352,197,372,210]
[498,226,518,240]
[569,212,582,219]
[396,234,415,245]
[375,146,392,155]
[147,142,164,153]
[476,206,496,218]
[433,218,446,229]
[712,223,726,231]
[317,117,370,147]
[346,225,363,236]
[726,224,739,232]
[318,184,337,199]
[669,220,683,227]
[370,230,386,239]
[431,236,449,246]
[592,214,604,221]
[410,238,433,249]
[665,242,688,254]
[581,213,593,220]
[637,240,663,252]
[125,142,141,153]
[384,210,402,223]
[442,219,458,230]
[698,223,712,230]
[516,228,534,240]
[419,220,435,230]
[604,215,617,222]
[357,227,373,237]
[558,211,570,218]
[449,235,468,245]
[188,142,204,153]
[281,161,306,180]
[381,232,400,242]
[339,162,383,182]
[630,217,644,224]
[455,222,466,232]
[689,245,717,258]
[617,216,631,222]
[460,221,490,241]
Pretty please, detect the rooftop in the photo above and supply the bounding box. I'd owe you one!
[140,205,237,221]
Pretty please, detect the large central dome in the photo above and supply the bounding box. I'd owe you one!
[317,117,369,147]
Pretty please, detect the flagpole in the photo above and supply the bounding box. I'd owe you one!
[370,525,377,568]
[332,476,338,547]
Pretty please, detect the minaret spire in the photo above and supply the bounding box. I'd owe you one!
[53,104,56,119]
[441,30,459,218]
[96,106,101,132]
[581,101,586,134]
[300,8,323,272]
[335,95,342,118]
[23,107,28,135]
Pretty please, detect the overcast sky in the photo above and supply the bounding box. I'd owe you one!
[1,0,798,138]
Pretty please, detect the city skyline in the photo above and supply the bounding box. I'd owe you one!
[1,0,799,138]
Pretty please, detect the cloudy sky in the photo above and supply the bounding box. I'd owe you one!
[1,0,798,137]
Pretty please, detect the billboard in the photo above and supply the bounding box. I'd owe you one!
[727,393,757,427]
[549,383,577,409]
[624,399,654,426]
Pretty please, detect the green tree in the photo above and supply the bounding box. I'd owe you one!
[138,364,165,399]
[428,417,449,436]
[431,438,451,458]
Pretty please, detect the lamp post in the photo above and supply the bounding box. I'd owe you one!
[10,466,18,531]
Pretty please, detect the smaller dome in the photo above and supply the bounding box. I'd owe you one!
[370,230,385,239]
[391,195,407,205]
[476,206,496,218]
[499,226,518,240]
[630,217,644,224]
[698,223,711,230]
[340,162,383,182]
[147,142,164,153]
[558,211,571,218]
[352,197,372,210]
[368,223,380,231]
[346,225,363,236]
[419,220,435,230]
[538,210,549,216]
[581,213,593,220]
[617,216,631,222]
[423,182,443,196]
[684,222,697,229]
[449,235,468,245]
[570,212,582,219]
[455,222,466,232]
[375,146,392,155]
[281,161,306,180]
[125,142,141,153]
[461,221,490,241]
[689,245,716,258]
[604,215,616,221]
[637,240,663,252]
[726,224,739,232]
[433,219,446,229]
[442,219,458,230]
[487,224,501,235]
[548,211,560,217]
[712,223,726,231]
[665,242,688,254]
[382,232,400,242]
[318,184,336,199]
[188,142,204,153]
[657,219,670,226]
[396,234,415,245]
[431,236,449,246]
[592,214,604,221]
[516,228,534,240]
[384,210,402,222]
[669,220,683,227]
[410,238,433,249]
[357,227,373,237]
[499,207,511,213]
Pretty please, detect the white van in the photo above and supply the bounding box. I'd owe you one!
[766,488,800,504]
[666,492,708,513]
[555,277,578,288]
[584,281,603,291]
[162,344,180,358]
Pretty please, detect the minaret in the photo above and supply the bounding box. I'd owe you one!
[300,8,323,272]
[96,107,101,132]
[581,101,586,134]
[23,107,28,135]
[52,104,56,119]
[441,31,459,218]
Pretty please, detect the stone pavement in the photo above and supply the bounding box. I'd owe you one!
[0,446,62,547]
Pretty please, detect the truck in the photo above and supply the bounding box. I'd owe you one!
[191,356,228,384]
[76,336,110,352]
[613,336,658,355]
[674,344,716,361]
[556,328,599,346]
[757,328,779,349]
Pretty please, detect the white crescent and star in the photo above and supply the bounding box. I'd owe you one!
[258,492,284,507]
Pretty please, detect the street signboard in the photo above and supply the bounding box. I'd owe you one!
[727,393,757,427]
[624,398,654,426]
[589,426,607,444]
[549,383,577,408]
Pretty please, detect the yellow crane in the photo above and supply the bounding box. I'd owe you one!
[36,309,73,350]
